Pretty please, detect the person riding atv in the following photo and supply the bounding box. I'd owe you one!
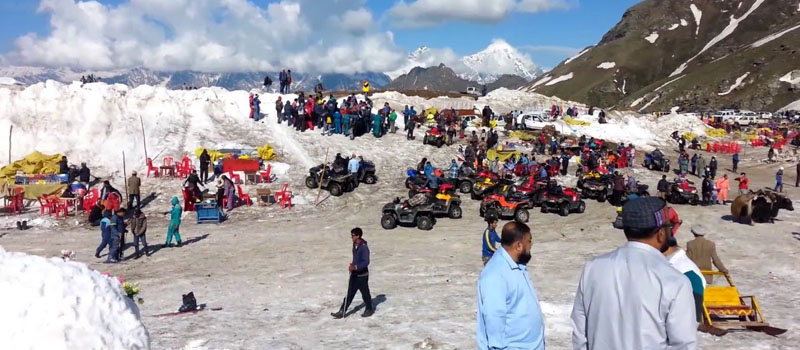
[423,126,445,148]
[540,180,586,216]
[643,148,670,172]
[577,171,613,202]
[667,176,699,205]
[305,164,355,196]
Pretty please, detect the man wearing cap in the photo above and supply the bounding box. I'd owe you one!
[686,225,728,284]
[571,197,697,349]
[477,222,545,350]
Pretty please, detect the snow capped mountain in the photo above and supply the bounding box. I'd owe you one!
[387,40,543,84]
[460,40,543,84]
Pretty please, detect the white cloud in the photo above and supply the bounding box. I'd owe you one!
[387,0,570,28]
[517,0,571,12]
[5,0,404,74]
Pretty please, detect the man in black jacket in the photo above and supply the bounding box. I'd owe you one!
[331,227,374,319]
[199,149,211,183]
[58,156,69,175]
[701,175,713,205]
[79,162,91,184]
[657,175,669,200]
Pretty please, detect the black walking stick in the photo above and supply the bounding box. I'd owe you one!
[338,272,353,319]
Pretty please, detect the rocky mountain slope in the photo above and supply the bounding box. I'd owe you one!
[523,0,800,112]
[385,64,529,92]
[0,66,391,92]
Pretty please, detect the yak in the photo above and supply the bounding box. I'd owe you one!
[731,189,794,224]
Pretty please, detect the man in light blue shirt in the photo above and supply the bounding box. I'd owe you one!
[477,222,545,350]
[348,154,360,189]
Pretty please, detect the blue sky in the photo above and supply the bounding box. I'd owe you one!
[0,0,642,72]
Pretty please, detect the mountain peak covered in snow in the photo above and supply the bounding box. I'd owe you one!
[461,39,543,84]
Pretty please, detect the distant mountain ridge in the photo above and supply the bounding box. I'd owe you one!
[386,63,529,92]
[0,66,391,92]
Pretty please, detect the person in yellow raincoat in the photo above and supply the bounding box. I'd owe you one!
[362,80,370,94]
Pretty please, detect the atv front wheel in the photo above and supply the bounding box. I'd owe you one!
[541,203,549,213]
[405,178,413,189]
[381,214,398,230]
[305,176,317,189]
[329,183,343,197]
[459,181,473,194]
[576,200,586,214]
[598,191,607,203]
[664,164,670,172]
[690,196,699,206]
[515,208,530,223]
[364,174,377,185]
[559,203,570,217]
[448,205,463,219]
[417,215,434,230]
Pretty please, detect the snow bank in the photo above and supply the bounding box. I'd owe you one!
[718,72,750,95]
[596,62,616,69]
[525,112,708,151]
[751,23,800,48]
[690,4,702,35]
[371,89,579,116]
[779,98,800,112]
[0,247,150,350]
[680,19,689,26]
[645,32,660,43]
[0,77,19,85]
[545,73,573,86]
[0,81,311,179]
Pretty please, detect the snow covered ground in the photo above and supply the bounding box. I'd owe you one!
[1,82,799,349]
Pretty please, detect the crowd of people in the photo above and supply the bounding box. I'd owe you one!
[272,93,400,139]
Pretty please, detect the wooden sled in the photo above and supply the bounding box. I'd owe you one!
[701,271,787,336]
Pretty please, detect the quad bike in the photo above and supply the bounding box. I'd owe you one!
[619,184,651,205]
[305,164,355,197]
[408,182,457,198]
[381,197,437,230]
[422,131,445,148]
[643,153,671,172]
[472,177,514,200]
[540,184,586,216]
[428,191,463,219]
[479,194,532,222]
[577,172,612,203]
[405,168,427,189]
[355,160,378,185]
[667,179,699,205]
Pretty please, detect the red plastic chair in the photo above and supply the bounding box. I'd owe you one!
[53,197,70,218]
[4,187,25,215]
[146,158,160,178]
[179,157,195,178]
[237,185,252,206]
[259,164,273,184]
[163,156,174,167]
[82,190,98,215]
[38,196,53,215]
[274,184,292,209]
[228,171,241,185]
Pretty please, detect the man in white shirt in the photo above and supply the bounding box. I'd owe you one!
[571,197,697,350]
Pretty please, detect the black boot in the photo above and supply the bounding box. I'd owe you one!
[16,221,22,230]
[361,308,374,318]
[330,310,344,319]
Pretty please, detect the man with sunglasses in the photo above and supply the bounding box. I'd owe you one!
[571,197,697,349]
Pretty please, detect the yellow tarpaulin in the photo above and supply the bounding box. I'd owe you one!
[0,151,62,181]
[195,144,276,162]
[563,117,590,126]
[486,148,521,162]
[509,131,538,141]
[705,129,727,138]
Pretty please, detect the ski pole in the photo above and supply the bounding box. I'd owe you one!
[340,272,353,319]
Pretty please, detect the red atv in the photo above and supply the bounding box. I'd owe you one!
[408,182,456,198]
[540,182,586,216]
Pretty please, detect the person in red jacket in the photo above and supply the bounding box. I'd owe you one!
[734,172,749,195]
[666,205,682,236]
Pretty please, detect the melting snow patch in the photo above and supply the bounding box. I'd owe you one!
[751,24,800,48]
[668,24,680,30]
[779,71,800,85]
[645,32,660,43]
[672,0,765,77]
[597,62,616,69]
[631,97,646,108]
[545,72,574,86]
[690,4,702,35]
[531,75,553,89]
[640,95,661,111]
[718,72,750,96]
[681,19,689,26]
[655,75,686,92]
[564,47,591,65]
